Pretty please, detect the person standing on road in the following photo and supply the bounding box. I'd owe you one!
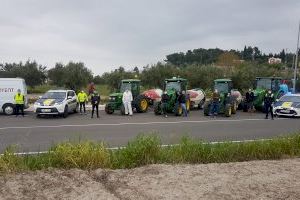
[245,89,255,112]
[264,89,275,120]
[122,89,133,116]
[91,91,100,118]
[77,90,88,115]
[210,89,220,117]
[178,91,188,117]
[14,89,25,117]
[161,91,170,117]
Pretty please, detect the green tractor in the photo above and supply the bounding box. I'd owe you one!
[154,77,190,116]
[243,77,282,112]
[105,79,149,114]
[203,79,240,117]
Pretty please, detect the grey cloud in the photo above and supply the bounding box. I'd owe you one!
[0,0,299,74]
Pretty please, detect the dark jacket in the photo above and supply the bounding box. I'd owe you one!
[178,94,186,104]
[212,92,220,102]
[91,94,100,105]
[264,93,274,106]
[246,92,254,102]
[161,93,170,103]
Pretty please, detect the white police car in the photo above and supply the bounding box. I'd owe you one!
[273,94,300,117]
[34,90,78,118]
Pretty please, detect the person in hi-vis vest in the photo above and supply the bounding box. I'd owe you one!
[14,89,25,117]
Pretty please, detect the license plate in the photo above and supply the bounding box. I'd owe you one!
[280,109,290,113]
[41,109,51,113]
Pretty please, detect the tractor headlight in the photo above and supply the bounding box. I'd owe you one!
[109,97,116,101]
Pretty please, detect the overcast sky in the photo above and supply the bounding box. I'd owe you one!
[0,0,299,75]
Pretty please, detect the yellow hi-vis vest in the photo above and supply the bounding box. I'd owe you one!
[77,92,88,102]
[14,94,24,104]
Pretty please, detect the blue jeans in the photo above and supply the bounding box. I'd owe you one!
[210,101,219,116]
[181,103,188,117]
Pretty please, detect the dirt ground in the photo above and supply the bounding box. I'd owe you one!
[0,159,300,200]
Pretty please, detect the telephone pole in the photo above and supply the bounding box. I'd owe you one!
[293,21,300,93]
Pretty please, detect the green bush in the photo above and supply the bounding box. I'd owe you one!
[1,134,300,173]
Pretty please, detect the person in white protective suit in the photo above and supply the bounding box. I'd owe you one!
[122,89,133,116]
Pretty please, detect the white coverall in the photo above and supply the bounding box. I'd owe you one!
[122,90,133,115]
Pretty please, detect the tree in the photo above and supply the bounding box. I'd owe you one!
[48,63,66,87]
[216,52,240,68]
[0,60,46,87]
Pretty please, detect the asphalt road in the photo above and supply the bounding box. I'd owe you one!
[0,109,300,153]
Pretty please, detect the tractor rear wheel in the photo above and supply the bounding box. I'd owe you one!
[154,102,162,115]
[203,101,211,116]
[231,101,237,114]
[105,104,114,114]
[134,95,149,113]
[175,104,183,116]
[120,104,126,115]
[186,99,191,113]
[225,104,232,117]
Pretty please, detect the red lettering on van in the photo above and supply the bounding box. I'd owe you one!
[0,88,14,92]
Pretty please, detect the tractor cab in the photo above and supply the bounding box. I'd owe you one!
[255,77,282,92]
[214,79,233,94]
[120,79,141,98]
[164,77,187,92]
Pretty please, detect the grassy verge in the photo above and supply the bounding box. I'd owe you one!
[1,134,300,173]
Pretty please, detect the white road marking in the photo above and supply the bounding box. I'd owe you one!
[0,118,283,130]
[4,138,274,156]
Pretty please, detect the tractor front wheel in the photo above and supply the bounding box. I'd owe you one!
[105,104,114,114]
[225,104,232,117]
[231,101,237,114]
[203,101,211,116]
[175,104,183,116]
[135,95,149,113]
[154,102,162,115]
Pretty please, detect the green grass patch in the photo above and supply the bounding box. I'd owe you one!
[1,134,300,173]
[27,85,55,94]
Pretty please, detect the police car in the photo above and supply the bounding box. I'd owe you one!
[34,90,78,118]
[273,94,300,117]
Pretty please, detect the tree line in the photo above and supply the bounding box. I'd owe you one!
[0,46,299,92]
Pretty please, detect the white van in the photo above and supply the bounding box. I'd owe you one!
[0,78,28,115]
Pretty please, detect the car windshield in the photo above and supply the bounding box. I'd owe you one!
[215,82,229,93]
[120,83,132,93]
[165,81,181,92]
[42,92,66,99]
[279,96,300,102]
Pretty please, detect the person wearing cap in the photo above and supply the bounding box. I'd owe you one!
[14,89,25,117]
[122,89,133,116]
[91,91,100,118]
[77,90,88,114]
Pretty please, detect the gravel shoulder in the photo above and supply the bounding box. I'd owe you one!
[1,158,300,200]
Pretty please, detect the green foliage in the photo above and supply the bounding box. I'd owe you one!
[48,62,93,91]
[112,135,161,169]
[1,134,300,173]
[27,84,55,94]
[0,60,47,87]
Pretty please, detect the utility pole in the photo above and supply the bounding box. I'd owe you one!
[293,21,300,93]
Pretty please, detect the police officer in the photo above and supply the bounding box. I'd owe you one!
[77,90,88,114]
[14,89,25,117]
[264,89,274,120]
[91,91,101,118]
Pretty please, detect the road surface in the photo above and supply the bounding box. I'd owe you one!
[0,110,299,153]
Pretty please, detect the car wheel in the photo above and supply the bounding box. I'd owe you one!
[63,106,69,118]
[3,104,14,115]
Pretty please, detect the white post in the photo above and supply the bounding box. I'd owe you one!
[293,21,300,93]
